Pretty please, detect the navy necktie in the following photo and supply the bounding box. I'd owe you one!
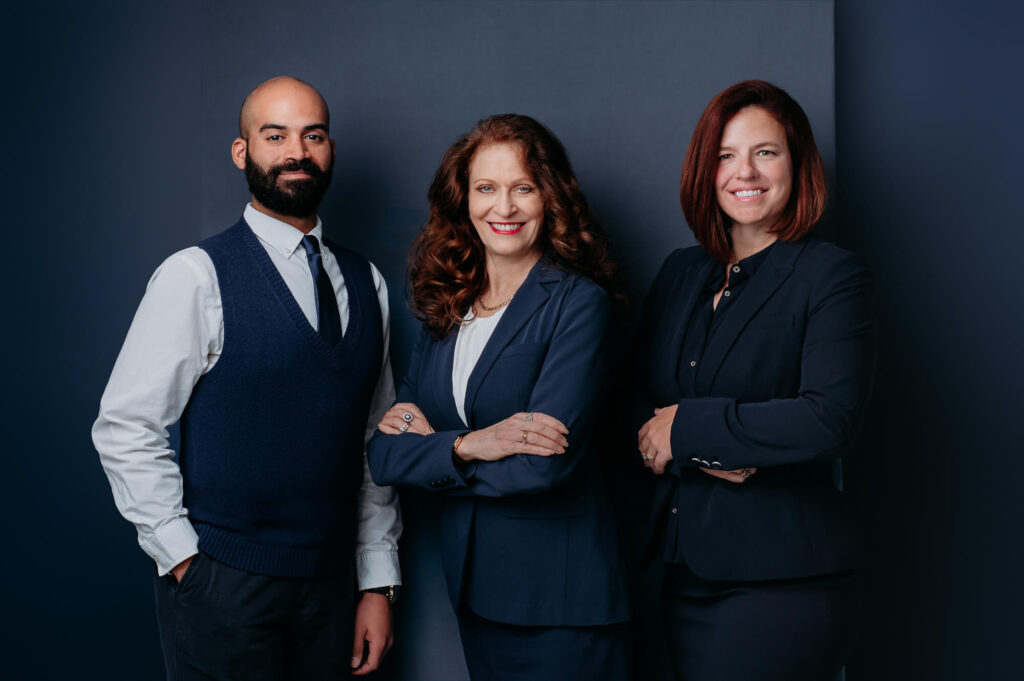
[301,235,342,346]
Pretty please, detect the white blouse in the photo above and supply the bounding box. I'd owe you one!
[452,307,507,426]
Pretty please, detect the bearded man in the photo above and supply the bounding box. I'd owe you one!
[93,76,402,680]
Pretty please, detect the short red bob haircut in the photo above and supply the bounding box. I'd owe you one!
[680,80,827,263]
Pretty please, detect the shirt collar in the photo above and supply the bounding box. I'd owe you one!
[703,239,778,292]
[243,203,324,257]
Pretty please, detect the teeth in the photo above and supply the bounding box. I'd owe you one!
[734,189,763,197]
[491,223,523,232]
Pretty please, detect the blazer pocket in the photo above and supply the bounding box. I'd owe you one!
[495,341,549,361]
[506,489,586,518]
[747,314,796,330]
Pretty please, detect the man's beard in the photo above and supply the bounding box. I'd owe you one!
[244,152,333,218]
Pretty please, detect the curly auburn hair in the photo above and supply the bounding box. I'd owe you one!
[680,80,828,263]
[410,113,622,338]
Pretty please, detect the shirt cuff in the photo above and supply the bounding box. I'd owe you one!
[139,517,199,576]
[356,549,401,591]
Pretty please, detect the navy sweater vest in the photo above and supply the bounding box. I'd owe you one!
[181,219,383,577]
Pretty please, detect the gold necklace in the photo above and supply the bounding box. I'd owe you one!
[477,289,517,312]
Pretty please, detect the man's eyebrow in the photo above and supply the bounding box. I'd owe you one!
[257,123,329,133]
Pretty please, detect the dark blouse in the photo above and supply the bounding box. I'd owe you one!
[663,241,777,563]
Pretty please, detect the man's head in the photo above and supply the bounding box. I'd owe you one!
[232,77,335,222]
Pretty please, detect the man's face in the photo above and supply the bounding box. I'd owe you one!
[232,81,336,219]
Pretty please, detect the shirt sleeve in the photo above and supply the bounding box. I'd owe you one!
[91,248,221,576]
[355,263,403,590]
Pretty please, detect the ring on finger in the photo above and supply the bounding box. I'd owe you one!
[740,468,751,478]
[399,422,410,433]
[402,412,414,423]
[521,430,529,445]
[524,413,534,422]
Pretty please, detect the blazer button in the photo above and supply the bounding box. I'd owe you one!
[711,461,722,469]
[700,459,711,467]
[690,457,701,464]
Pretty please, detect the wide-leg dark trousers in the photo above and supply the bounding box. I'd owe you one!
[663,562,859,681]
[153,552,355,681]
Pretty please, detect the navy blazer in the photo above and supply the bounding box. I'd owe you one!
[636,239,877,581]
[368,259,629,626]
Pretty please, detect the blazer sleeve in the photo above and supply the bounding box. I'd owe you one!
[668,251,877,472]
[367,281,610,496]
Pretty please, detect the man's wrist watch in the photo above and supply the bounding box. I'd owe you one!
[362,585,400,604]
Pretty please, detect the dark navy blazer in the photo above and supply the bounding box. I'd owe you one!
[368,259,629,626]
[636,239,877,581]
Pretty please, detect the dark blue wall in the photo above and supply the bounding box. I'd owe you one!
[6,1,1021,679]
[835,1,1024,680]
[7,3,200,679]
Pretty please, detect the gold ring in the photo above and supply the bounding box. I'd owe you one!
[521,431,528,445]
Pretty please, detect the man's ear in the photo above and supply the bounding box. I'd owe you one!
[231,137,247,171]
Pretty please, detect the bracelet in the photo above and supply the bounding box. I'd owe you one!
[452,433,467,458]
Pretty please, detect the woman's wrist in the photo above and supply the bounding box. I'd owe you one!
[452,432,472,461]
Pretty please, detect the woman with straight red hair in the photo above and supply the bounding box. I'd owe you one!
[367,114,629,680]
[634,80,877,680]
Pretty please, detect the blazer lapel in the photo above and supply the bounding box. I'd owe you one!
[461,259,559,428]
[695,239,807,395]
[654,255,718,399]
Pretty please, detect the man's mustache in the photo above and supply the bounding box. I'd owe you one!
[271,159,324,179]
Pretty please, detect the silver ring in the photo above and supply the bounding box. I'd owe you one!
[641,452,654,462]
[399,422,410,433]
[524,413,534,422]
[402,412,414,423]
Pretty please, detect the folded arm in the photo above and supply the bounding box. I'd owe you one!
[667,253,877,473]
[368,282,610,497]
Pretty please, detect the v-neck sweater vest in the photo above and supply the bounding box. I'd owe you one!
[179,219,382,578]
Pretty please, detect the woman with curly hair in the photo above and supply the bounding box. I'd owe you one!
[367,114,629,680]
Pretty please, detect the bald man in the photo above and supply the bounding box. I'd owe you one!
[93,77,402,679]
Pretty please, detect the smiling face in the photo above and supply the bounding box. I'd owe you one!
[467,142,544,264]
[715,105,793,233]
[231,78,335,222]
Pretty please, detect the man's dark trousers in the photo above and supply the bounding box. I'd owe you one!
[154,552,356,681]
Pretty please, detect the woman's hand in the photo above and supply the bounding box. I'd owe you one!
[638,404,758,481]
[638,405,677,475]
[455,412,569,462]
[378,403,435,436]
[701,467,757,483]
